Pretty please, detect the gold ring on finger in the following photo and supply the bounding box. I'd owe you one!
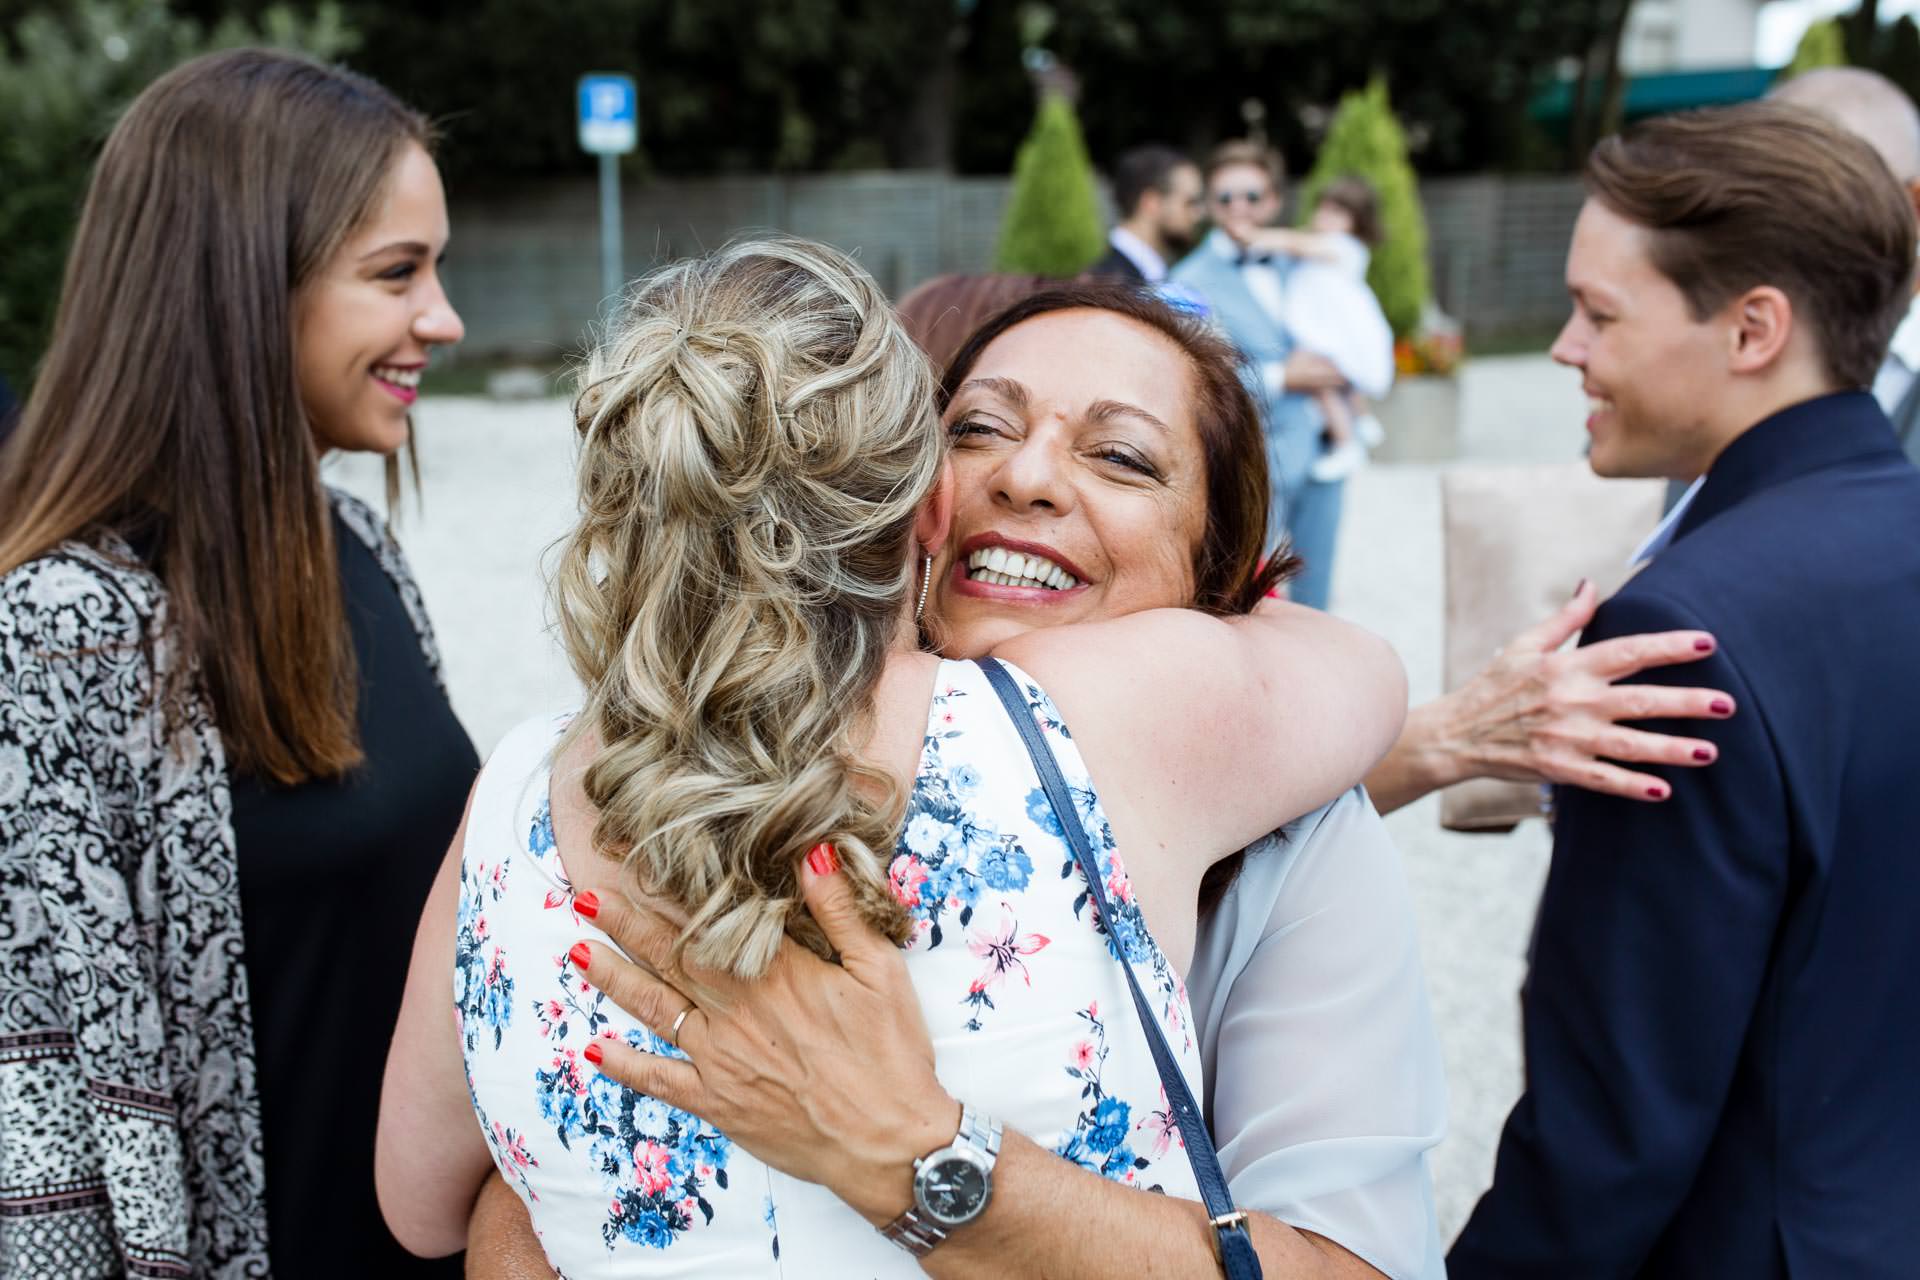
[669,1007,691,1049]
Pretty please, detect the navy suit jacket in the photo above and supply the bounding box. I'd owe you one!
[1084,244,1147,284]
[1449,392,1920,1278]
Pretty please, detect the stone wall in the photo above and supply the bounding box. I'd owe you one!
[443,170,1582,362]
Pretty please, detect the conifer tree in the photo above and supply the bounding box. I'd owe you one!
[1298,77,1431,340]
[993,93,1105,275]
[1781,17,1848,81]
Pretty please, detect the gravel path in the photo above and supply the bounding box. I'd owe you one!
[327,352,1589,1242]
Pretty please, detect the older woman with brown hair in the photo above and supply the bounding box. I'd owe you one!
[444,279,1444,1278]
[0,50,472,1276]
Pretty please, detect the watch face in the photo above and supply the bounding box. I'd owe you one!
[917,1151,990,1225]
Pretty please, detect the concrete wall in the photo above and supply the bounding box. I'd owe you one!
[443,170,1581,363]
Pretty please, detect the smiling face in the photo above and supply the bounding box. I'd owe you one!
[1550,198,1729,480]
[293,142,463,454]
[1206,160,1283,246]
[930,309,1210,657]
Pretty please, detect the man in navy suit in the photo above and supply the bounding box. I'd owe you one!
[1449,103,1920,1277]
[1085,144,1203,287]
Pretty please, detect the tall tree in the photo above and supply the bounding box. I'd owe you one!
[0,0,354,390]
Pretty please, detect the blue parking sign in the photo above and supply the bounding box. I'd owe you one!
[578,73,637,155]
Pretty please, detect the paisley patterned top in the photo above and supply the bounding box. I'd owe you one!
[459,659,1205,1277]
[0,490,443,1279]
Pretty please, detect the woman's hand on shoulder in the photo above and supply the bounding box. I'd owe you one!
[1368,579,1731,813]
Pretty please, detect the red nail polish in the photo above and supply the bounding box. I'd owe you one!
[1693,638,1715,653]
[574,889,600,919]
[806,842,839,876]
[1647,785,1668,799]
[1693,748,1714,762]
[568,941,593,971]
[1711,699,1733,715]
[584,1042,604,1066]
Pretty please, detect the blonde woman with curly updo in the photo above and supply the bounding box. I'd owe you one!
[376,238,1405,1277]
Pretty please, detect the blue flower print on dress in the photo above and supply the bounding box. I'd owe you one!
[1030,763,1189,1052]
[1056,1002,1158,1188]
[529,797,557,857]
[454,856,514,1053]
[978,840,1033,891]
[527,953,734,1252]
[889,682,1042,950]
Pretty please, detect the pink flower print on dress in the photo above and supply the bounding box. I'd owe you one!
[960,907,1050,1031]
[634,1141,675,1195]
[1070,1040,1097,1071]
[966,910,1050,988]
[889,854,930,908]
[1143,1087,1183,1160]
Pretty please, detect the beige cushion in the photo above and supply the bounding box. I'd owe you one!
[1439,463,1667,831]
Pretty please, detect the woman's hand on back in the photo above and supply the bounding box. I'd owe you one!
[570,850,957,1228]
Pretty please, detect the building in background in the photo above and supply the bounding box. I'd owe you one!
[1622,0,1767,72]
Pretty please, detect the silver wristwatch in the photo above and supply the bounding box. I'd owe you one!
[879,1106,1003,1257]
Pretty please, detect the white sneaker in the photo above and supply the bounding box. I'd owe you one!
[1355,412,1386,448]
[1310,437,1368,483]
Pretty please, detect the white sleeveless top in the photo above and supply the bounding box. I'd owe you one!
[455,659,1204,1276]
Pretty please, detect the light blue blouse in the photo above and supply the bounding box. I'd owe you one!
[1188,789,1448,1280]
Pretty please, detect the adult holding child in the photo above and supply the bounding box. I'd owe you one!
[0,50,473,1276]
[1169,141,1389,610]
[379,255,1440,1278]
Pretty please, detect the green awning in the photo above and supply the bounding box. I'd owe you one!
[1530,65,1776,125]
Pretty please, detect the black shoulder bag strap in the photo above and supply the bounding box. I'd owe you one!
[975,658,1261,1279]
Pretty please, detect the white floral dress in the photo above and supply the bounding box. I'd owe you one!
[457,659,1205,1277]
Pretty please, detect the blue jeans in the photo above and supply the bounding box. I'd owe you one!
[1266,433,1344,611]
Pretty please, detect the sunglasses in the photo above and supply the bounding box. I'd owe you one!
[1213,189,1270,207]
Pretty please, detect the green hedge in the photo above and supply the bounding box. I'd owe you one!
[1781,18,1848,81]
[1298,77,1431,340]
[993,94,1105,276]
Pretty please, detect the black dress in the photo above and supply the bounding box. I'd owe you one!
[229,512,479,1275]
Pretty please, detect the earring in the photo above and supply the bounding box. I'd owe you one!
[915,554,934,623]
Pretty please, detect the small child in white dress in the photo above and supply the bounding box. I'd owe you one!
[1250,176,1396,482]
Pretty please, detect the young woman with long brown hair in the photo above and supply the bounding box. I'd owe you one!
[0,49,474,1276]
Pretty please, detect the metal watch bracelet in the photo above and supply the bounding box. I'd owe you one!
[878,1106,1003,1258]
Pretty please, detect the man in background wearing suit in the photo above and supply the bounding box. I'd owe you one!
[1170,141,1355,608]
[1085,144,1204,286]
[1448,103,1920,1278]
[1772,67,1920,465]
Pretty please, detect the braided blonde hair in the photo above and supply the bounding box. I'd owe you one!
[553,237,942,979]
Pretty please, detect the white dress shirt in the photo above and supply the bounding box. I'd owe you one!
[1872,291,1920,413]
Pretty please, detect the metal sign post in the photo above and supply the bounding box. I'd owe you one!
[577,73,638,305]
